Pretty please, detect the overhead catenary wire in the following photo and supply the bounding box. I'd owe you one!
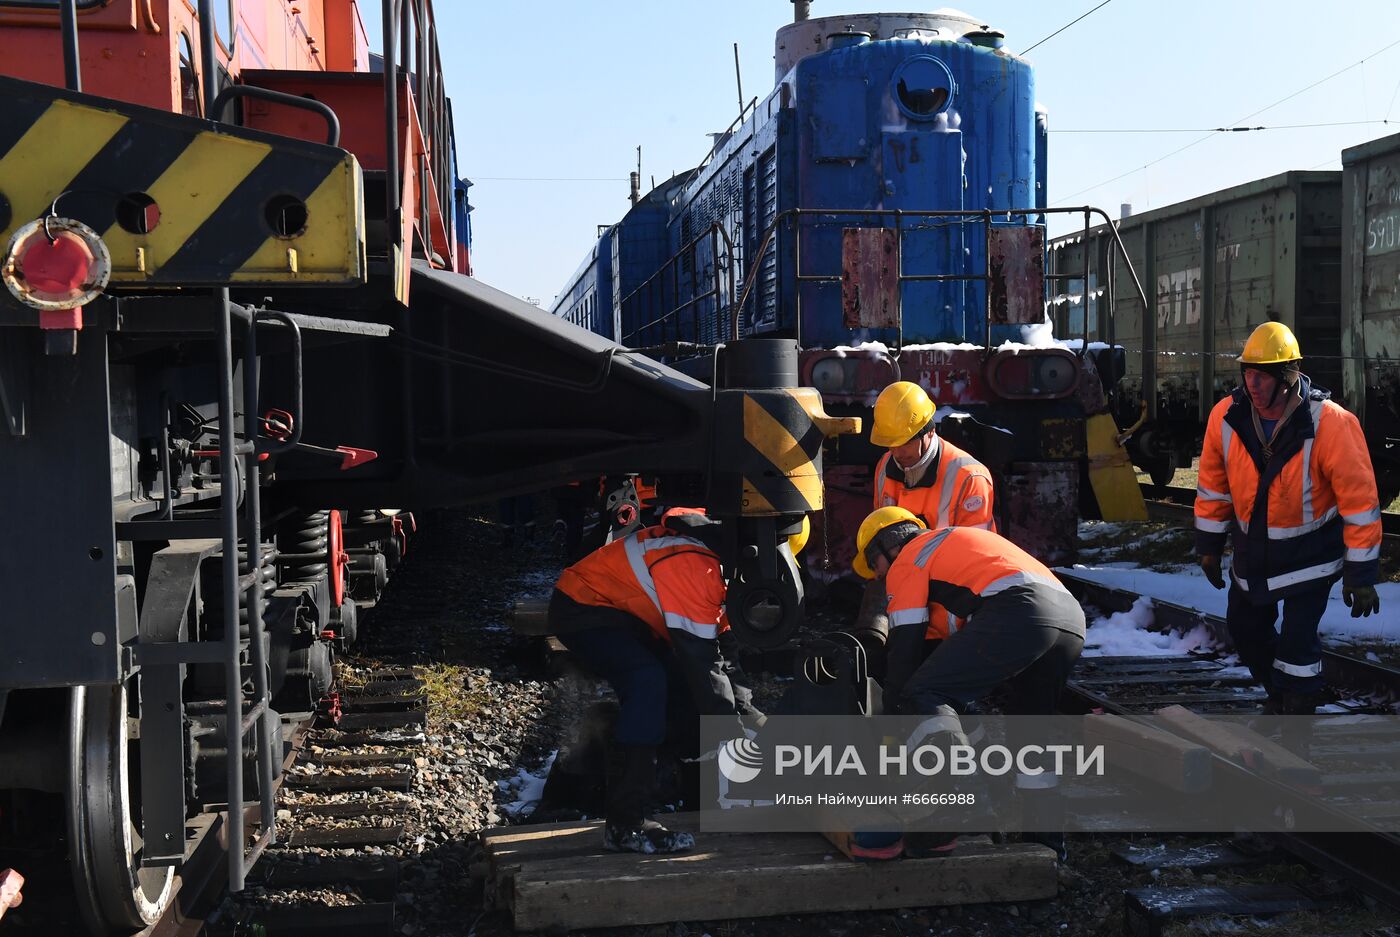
[1051,119,1396,134]
[472,176,629,182]
[1056,36,1400,204]
[1020,0,1114,56]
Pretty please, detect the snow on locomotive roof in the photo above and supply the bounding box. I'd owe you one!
[773,10,1012,82]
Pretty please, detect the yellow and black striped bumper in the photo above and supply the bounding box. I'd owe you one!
[714,387,862,515]
[0,76,363,288]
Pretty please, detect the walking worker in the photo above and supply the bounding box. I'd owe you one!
[854,382,997,666]
[1195,321,1382,715]
[547,509,755,854]
[854,507,1085,858]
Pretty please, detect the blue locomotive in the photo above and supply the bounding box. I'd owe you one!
[554,6,1141,567]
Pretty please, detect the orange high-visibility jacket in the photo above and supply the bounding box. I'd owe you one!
[555,525,729,641]
[874,437,995,639]
[1194,380,1381,601]
[884,526,1075,635]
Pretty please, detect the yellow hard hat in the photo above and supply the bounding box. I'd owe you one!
[853,506,925,579]
[1238,322,1301,365]
[787,515,811,556]
[870,381,936,448]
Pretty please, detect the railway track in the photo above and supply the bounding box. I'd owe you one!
[1143,484,1400,544]
[1058,568,1400,912]
[0,671,427,937]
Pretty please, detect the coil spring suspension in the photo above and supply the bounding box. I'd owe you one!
[278,511,331,582]
[237,543,278,628]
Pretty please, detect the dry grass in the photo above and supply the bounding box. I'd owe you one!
[419,663,490,725]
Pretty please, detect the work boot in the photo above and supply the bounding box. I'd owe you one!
[603,745,694,854]
[903,831,958,858]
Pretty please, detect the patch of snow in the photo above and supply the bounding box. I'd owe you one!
[1081,596,1217,657]
[1062,564,1400,644]
[498,750,558,819]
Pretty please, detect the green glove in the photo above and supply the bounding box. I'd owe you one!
[1199,555,1225,590]
[1342,584,1380,619]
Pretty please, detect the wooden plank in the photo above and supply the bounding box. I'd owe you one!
[304,752,415,767]
[1112,842,1262,870]
[1133,692,1268,707]
[1073,671,1256,687]
[339,694,427,712]
[285,771,413,793]
[259,857,400,900]
[1085,713,1213,794]
[286,825,404,848]
[509,598,553,636]
[1077,655,1221,666]
[1124,885,1314,937]
[353,679,424,696]
[312,731,425,748]
[1154,705,1322,788]
[1321,770,1400,789]
[484,820,829,868]
[1078,659,1225,674]
[241,902,395,936]
[508,840,1057,931]
[297,800,411,819]
[332,711,426,730]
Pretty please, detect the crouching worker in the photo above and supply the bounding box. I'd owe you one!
[855,508,1085,859]
[547,510,757,853]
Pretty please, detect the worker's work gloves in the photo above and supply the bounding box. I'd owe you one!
[1342,584,1381,619]
[1199,554,1225,590]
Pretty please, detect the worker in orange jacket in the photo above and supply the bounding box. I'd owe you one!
[548,510,756,853]
[856,507,1085,859]
[1195,322,1382,715]
[854,382,996,674]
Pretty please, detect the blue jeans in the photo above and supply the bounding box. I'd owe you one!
[1226,583,1328,696]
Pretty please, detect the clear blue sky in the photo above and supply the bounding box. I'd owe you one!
[380,2,1400,305]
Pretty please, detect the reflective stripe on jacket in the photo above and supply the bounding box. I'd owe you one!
[874,437,995,640]
[884,527,1078,635]
[1194,378,1381,600]
[556,525,728,641]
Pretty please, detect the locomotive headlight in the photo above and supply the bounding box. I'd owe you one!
[2,218,111,310]
[985,349,1082,400]
[810,357,850,394]
[1036,354,1079,395]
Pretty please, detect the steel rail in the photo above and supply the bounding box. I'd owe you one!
[1057,569,1400,909]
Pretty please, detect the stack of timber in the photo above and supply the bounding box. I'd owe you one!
[480,815,1058,931]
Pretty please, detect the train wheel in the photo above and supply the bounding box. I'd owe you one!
[67,684,174,935]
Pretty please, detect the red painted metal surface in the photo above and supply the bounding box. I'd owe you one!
[841,227,901,329]
[988,225,1046,325]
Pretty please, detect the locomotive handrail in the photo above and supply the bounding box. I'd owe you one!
[251,310,305,454]
[210,86,341,147]
[381,0,454,287]
[725,204,1151,358]
[620,223,736,348]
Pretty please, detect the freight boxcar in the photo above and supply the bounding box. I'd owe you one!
[1046,172,1371,489]
[1341,131,1400,500]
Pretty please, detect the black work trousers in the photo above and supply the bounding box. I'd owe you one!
[899,584,1085,716]
[1226,582,1329,697]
